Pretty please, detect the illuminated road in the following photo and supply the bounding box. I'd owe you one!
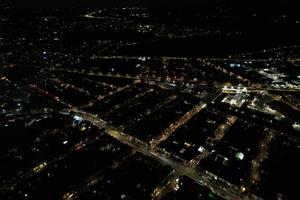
[104,88,153,117]
[70,109,262,200]
[50,77,91,96]
[206,116,238,148]
[150,102,207,147]
[249,129,275,186]
[30,84,72,108]
[122,94,178,130]
[81,85,131,108]
[266,92,300,112]
[49,68,300,94]
[151,172,178,199]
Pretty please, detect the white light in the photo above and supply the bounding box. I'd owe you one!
[74,115,82,121]
[235,152,244,161]
[198,146,205,153]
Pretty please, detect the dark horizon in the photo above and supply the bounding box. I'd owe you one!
[5,0,300,9]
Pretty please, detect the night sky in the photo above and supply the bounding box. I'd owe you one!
[7,0,300,9]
